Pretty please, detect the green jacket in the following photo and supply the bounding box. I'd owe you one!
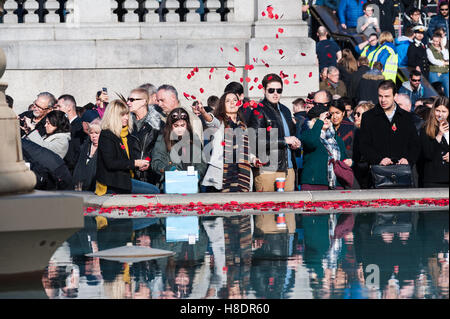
[150,134,207,189]
[300,119,349,187]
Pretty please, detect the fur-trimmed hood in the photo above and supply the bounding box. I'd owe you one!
[362,69,385,81]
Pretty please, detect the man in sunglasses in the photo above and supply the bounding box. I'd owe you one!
[398,70,427,108]
[427,1,449,43]
[249,73,300,192]
[19,92,57,138]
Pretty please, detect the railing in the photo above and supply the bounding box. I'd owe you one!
[0,0,234,23]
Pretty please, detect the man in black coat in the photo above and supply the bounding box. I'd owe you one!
[56,94,87,174]
[249,73,301,192]
[349,56,371,101]
[359,80,420,167]
[372,0,399,36]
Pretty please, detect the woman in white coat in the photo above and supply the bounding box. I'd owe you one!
[200,92,263,192]
[24,110,71,159]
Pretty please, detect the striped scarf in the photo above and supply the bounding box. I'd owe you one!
[222,119,252,192]
[320,126,341,189]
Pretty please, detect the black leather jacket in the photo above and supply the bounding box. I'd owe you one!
[131,116,161,184]
[248,98,297,172]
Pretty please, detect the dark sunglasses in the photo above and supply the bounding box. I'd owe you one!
[171,112,188,121]
[411,78,421,82]
[267,88,283,94]
[127,97,144,102]
[440,8,448,11]
[355,112,362,117]
[313,101,330,108]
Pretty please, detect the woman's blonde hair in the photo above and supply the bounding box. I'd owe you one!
[379,31,394,45]
[88,118,101,133]
[101,99,133,137]
[356,101,375,112]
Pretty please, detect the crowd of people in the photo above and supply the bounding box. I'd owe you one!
[4,1,447,195]
[12,71,448,195]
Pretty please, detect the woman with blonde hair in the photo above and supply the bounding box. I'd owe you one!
[95,99,159,195]
[419,96,449,187]
[352,101,375,188]
[72,119,101,191]
[372,31,398,82]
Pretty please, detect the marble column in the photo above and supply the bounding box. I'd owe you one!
[0,47,36,194]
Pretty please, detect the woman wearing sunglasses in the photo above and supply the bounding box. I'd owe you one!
[352,101,375,189]
[300,104,352,190]
[95,99,160,195]
[202,92,262,193]
[151,108,207,191]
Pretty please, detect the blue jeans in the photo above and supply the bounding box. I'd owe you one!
[429,71,449,97]
[131,179,160,194]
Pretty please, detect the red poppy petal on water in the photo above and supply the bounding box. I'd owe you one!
[265,63,270,68]
[190,70,195,76]
[284,79,290,85]
[275,14,279,19]
[261,11,266,17]
[209,74,212,80]
[301,52,306,56]
[220,47,223,52]
[194,67,199,72]
[294,81,299,84]
[225,74,230,80]
[258,84,263,89]
[254,77,259,83]
[234,46,239,52]
[245,77,251,83]
[183,92,191,99]
[249,86,254,91]
[278,49,284,55]
[209,67,215,73]
[267,5,274,13]
[199,88,204,94]
[187,74,191,79]
[263,45,269,51]
[278,28,284,33]
[240,77,244,83]
[276,33,279,39]
[309,72,313,77]
[294,74,297,79]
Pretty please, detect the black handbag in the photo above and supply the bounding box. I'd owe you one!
[371,213,413,235]
[370,164,413,189]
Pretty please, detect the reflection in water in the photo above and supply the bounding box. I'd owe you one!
[40,211,449,299]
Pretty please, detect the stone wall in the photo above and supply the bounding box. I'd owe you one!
[0,0,319,114]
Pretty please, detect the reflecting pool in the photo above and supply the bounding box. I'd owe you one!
[41,211,448,299]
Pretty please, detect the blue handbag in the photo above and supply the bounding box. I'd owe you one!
[166,216,199,243]
[164,170,199,194]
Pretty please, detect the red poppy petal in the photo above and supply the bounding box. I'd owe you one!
[183,92,191,99]
[245,77,251,83]
[199,88,204,94]
[225,74,230,80]
[284,79,290,85]
[301,52,306,56]
[263,45,269,51]
[234,46,239,52]
[309,72,312,78]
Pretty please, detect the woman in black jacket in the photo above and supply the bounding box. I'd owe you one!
[419,96,449,187]
[95,99,159,195]
[72,119,100,191]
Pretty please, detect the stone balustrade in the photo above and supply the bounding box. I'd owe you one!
[0,0,235,24]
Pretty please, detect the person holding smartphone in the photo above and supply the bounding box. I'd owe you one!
[357,4,380,38]
[419,96,449,188]
[95,88,109,119]
[300,104,351,191]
